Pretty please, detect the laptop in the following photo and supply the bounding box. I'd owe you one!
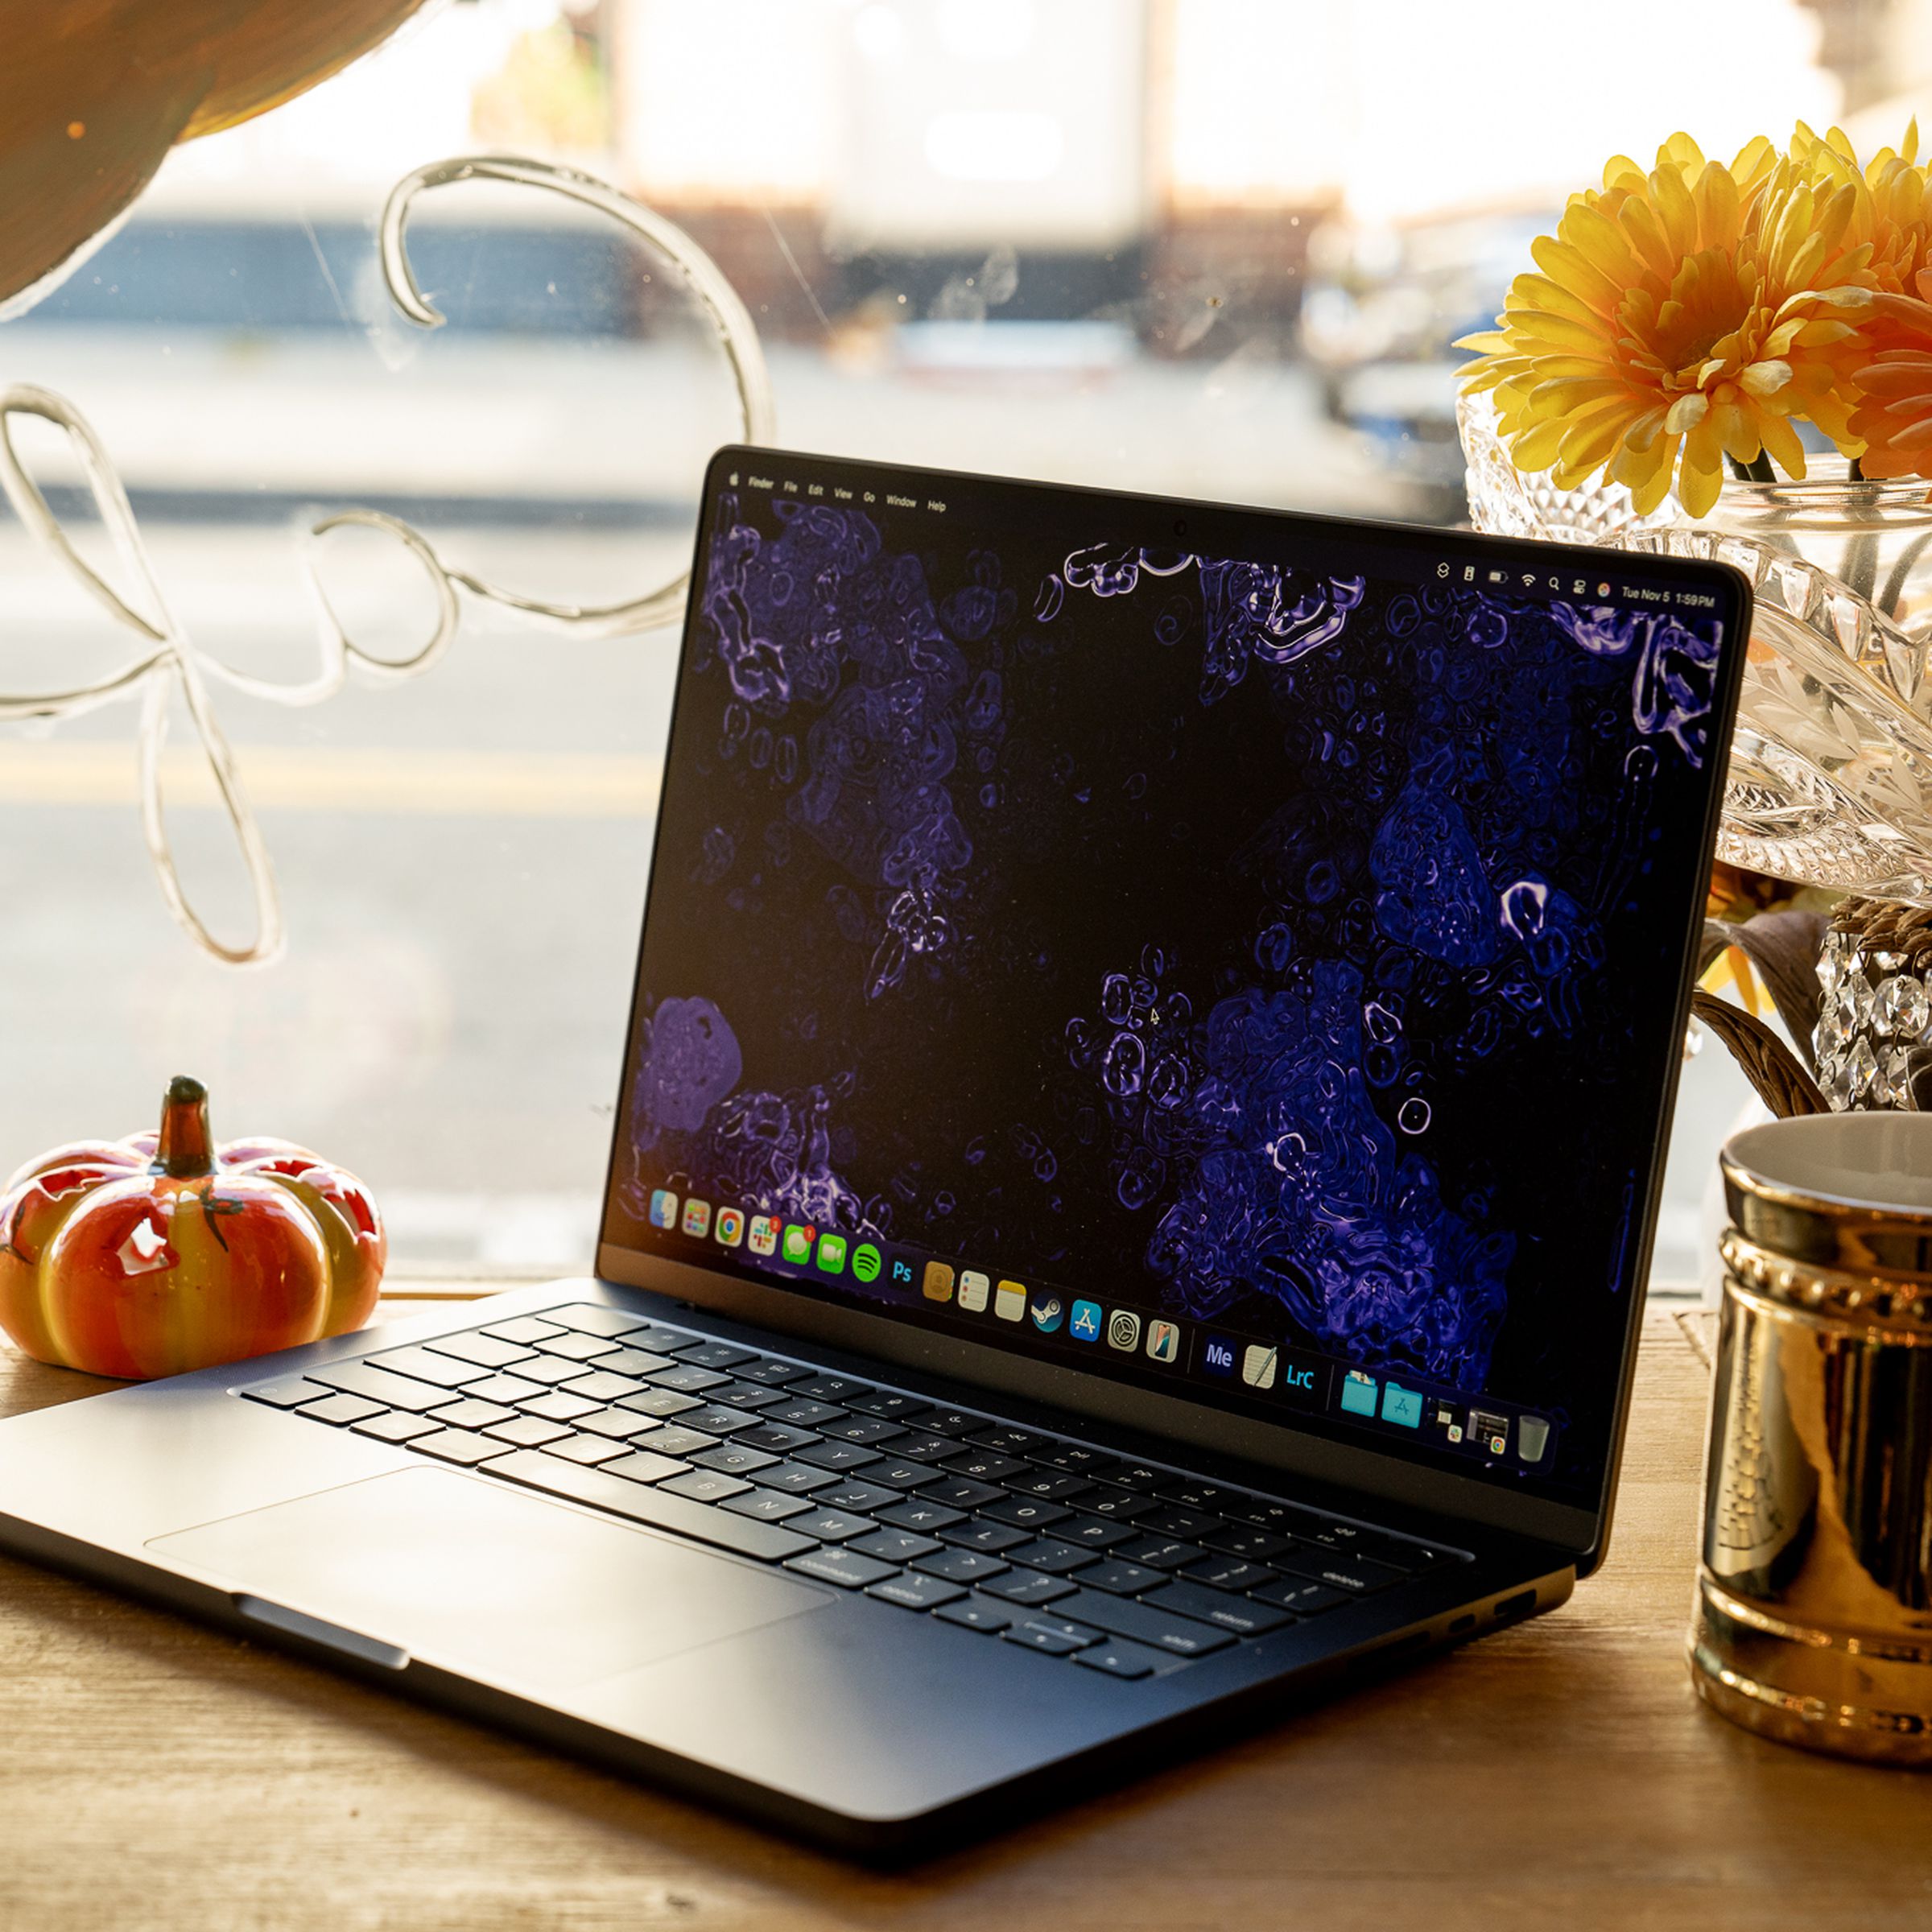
[0,449,1748,1857]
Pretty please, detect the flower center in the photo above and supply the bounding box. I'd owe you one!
[1651,249,1753,388]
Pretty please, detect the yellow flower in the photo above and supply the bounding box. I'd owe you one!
[1786,118,1932,296]
[1459,132,1880,516]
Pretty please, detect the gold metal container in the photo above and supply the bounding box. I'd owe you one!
[1691,1113,1932,1763]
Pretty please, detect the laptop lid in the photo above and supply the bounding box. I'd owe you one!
[597,447,1748,1566]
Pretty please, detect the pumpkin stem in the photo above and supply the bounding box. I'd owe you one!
[155,1075,215,1178]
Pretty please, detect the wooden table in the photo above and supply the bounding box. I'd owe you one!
[1,1297,1926,1931]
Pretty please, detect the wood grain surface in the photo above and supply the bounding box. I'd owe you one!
[1,1295,1927,1932]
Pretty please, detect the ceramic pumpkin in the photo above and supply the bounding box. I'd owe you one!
[0,1075,385,1378]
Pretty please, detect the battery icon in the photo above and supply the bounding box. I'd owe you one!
[1487,569,1506,584]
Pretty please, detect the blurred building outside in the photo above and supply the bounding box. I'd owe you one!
[0,0,1925,1281]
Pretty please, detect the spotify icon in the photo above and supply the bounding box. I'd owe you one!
[852,1243,883,1283]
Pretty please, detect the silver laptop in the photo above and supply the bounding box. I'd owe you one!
[0,449,1748,1857]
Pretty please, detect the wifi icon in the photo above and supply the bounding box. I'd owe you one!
[1520,572,1536,587]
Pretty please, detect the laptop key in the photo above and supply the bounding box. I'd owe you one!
[923,1477,1002,1511]
[733,1358,815,1387]
[245,1377,335,1410]
[877,1498,967,1534]
[412,1428,501,1467]
[980,1569,1078,1608]
[1002,1471,1098,1503]
[817,1416,907,1447]
[703,1381,791,1410]
[967,1426,1051,1456]
[427,1333,534,1371]
[351,1410,441,1444]
[937,1520,1030,1554]
[943,1450,1026,1483]
[1082,1487,1158,1521]
[485,1451,812,1561]
[917,1409,987,1438]
[865,1573,964,1611]
[735,1422,823,1455]
[912,1548,1010,1585]
[573,1407,658,1441]
[630,1427,718,1459]
[614,1323,693,1352]
[850,1528,942,1563]
[759,1461,841,1495]
[1056,1515,1133,1550]
[783,1548,898,1590]
[459,1373,547,1406]
[1138,1507,1226,1541]
[599,1448,694,1485]
[1002,1622,1095,1657]
[1274,1550,1407,1595]
[1075,1640,1165,1680]
[1184,1555,1280,1592]
[1052,1589,1236,1658]
[549,1304,650,1338]
[520,1391,602,1423]
[1113,1536,1204,1571]
[1005,1538,1100,1576]
[844,1390,930,1422]
[1203,1525,1296,1561]
[485,1415,574,1448]
[671,1341,758,1370]
[785,1509,875,1542]
[1077,1558,1165,1596]
[1033,1446,1121,1476]
[982,1495,1072,1531]
[721,1488,815,1523]
[651,1364,729,1394]
[691,1443,780,1477]
[795,1442,881,1472]
[514,1356,601,1388]
[367,1346,478,1389]
[616,1388,702,1420]
[1142,1579,1294,1637]
[659,1469,753,1504]
[1247,1578,1351,1615]
[481,1316,567,1345]
[762,1398,843,1429]
[594,1348,675,1378]
[863,1461,944,1491]
[793,1375,865,1402]
[539,1332,622,1364]
[889,1435,962,1463]
[933,1597,1013,1633]
[675,1404,762,1437]
[306,1363,452,1413]
[816,1480,900,1514]
[426,1397,516,1431]
[543,1433,631,1467]
[561,1371,646,1404]
[297,1393,386,1427]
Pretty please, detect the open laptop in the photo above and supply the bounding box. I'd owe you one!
[0,449,1748,1857]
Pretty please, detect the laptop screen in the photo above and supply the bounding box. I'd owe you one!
[600,449,1741,1512]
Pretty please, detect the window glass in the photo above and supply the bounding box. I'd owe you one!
[0,0,1902,1278]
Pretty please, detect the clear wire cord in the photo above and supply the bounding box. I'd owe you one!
[0,156,776,966]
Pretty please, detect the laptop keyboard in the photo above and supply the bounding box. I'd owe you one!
[240,1302,1468,1681]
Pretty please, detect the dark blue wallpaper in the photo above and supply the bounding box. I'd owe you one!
[607,478,1724,1501]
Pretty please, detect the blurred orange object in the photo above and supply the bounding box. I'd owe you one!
[0,1075,385,1379]
[0,0,428,312]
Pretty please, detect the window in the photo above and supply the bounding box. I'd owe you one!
[0,0,1899,1278]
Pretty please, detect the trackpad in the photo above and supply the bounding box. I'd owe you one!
[148,1467,831,1690]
